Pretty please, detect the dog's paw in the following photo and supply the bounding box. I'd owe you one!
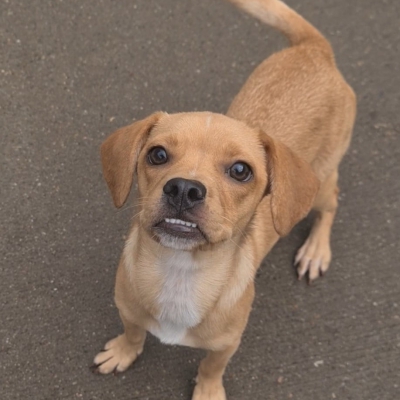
[92,334,143,374]
[192,380,226,400]
[295,233,331,282]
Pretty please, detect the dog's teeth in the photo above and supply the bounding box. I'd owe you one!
[164,218,197,228]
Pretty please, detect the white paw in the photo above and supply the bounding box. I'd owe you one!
[295,234,331,282]
[92,334,143,374]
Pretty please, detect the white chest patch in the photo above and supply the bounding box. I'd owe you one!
[150,252,200,345]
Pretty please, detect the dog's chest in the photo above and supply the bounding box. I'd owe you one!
[149,252,201,345]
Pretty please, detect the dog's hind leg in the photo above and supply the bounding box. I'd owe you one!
[295,169,339,282]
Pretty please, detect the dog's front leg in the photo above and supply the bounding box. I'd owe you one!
[192,342,239,400]
[92,312,146,374]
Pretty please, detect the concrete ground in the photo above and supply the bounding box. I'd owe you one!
[1,0,399,399]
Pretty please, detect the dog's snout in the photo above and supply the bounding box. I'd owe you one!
[163,178,206,211]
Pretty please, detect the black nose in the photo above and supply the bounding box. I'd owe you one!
[163,178,207,212]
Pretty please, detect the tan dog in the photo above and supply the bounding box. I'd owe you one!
[93,1,356,399]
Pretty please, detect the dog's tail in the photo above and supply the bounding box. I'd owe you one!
[226,0,329,48]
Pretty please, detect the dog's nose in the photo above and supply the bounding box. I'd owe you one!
[163,178,207,211]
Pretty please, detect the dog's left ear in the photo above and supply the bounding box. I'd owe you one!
[260,132,320,236]
[101,112,165,208]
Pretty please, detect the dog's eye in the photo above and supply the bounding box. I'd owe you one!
[228,162,253,182]
[147,146,168,165]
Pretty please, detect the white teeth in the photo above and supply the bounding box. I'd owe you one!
[164,218,197,228]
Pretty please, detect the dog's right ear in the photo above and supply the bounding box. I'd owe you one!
[100,112,165,208]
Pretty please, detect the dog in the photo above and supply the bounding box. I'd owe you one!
[92,1,356,399]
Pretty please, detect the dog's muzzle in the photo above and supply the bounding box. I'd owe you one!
[151,178,207,246]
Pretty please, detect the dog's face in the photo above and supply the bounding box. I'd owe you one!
[101,112,319,250]
[135,112,268,250]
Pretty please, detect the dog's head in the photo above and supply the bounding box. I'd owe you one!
[101,112,319,250]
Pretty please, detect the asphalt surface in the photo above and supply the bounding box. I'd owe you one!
[1,1,399,399]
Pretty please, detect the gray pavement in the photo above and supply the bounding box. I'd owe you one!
[1,1,399,399]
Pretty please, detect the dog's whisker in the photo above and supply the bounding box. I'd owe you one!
[130,210,144,221]
[115,200,158,215]
[228,237,246,253]
[115,205,137,214]
[219,215,248,240]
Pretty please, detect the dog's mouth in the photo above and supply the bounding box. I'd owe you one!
[153,217,206,242]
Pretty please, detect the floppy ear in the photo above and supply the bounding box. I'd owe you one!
[100,112,165,208]
[260,132,320,236]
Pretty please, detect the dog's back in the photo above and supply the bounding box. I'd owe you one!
[226,0,356,182]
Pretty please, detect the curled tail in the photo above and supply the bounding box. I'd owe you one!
[227,0,330,48]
